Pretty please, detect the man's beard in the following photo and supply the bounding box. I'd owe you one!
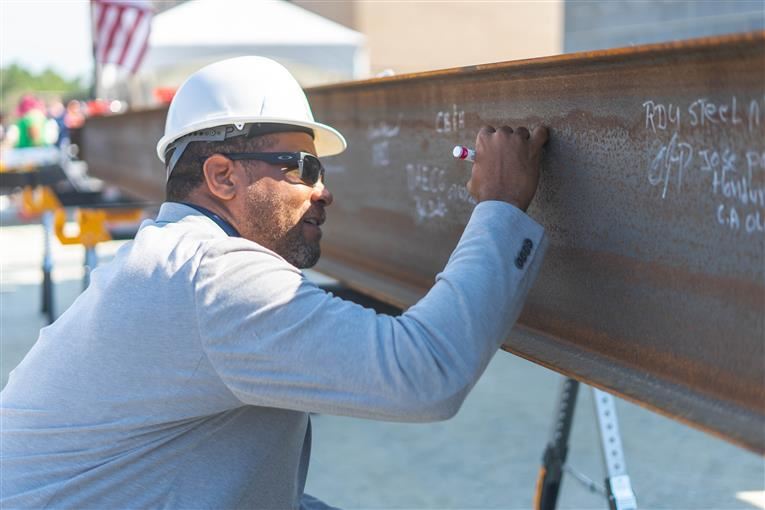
[243,188,321,269]
[272,225,321,269]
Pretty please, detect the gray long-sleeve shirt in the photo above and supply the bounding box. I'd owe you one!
[1,201,546,508]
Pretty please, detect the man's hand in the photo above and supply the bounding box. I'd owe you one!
[466,125,548,211]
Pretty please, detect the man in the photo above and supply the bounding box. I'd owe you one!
[5,94,53,149]
[1,57,548,508]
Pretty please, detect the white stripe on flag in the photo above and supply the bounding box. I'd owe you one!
[117,8,143,66]
[123,12,151,72]
[107,8,136,64]
[98,4,122,63]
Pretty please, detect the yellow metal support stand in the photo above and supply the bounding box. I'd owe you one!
[53,207,143,289]
[20,186,61,214]
[19,186,62,324]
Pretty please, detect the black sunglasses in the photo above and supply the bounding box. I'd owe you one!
[201,152,325,186]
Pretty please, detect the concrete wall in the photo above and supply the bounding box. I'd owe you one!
[291,1,564,76]
[564,0,765,53]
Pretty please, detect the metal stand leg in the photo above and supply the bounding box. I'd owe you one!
[592,388,638,510]
[535,378,580,510]
[534,380,638,510]
[83,246,98,290]
[41,211,55,324]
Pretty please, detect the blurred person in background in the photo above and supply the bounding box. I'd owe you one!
[47,98,68,147]
[6,94,58,149]
[64,99,86,153]
[12,94,47,148]
[0,111,6,145]
[64,99,85,129]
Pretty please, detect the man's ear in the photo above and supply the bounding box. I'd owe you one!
[201,154,240,201]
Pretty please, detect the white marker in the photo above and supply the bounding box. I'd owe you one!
[452,145,475,162]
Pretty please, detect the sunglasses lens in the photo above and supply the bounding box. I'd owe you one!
[301,155,324,185]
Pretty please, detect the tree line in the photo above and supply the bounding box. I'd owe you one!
[1,64,89,118]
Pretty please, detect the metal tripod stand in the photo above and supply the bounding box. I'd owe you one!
[535,378,638,510]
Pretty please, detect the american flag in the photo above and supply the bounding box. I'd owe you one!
[92,0,153,73]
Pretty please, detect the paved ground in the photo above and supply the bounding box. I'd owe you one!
[1,212,763,509]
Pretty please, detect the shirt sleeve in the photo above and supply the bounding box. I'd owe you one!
[300,493,341,510]
[194,201,547,422]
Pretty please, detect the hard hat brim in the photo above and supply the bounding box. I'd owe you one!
[157,117,347,163]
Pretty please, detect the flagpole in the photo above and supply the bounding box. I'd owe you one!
[90,0,99,99]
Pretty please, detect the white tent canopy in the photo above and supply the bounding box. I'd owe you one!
[104,0,368,106]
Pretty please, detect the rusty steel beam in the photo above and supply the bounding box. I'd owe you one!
[83,108,168,200]
[83,32,765,453]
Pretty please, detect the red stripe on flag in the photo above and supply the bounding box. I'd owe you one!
[118,9,144,66]
[95,1,109,34]
[95,2,110,61]
[101,5,126,63]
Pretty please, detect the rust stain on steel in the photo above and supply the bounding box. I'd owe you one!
[83,32,765,453]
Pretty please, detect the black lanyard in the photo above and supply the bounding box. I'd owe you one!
[179,202,240,238]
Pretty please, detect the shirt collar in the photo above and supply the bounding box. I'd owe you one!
[177,202,240,237]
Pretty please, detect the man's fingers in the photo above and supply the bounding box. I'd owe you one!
[476,125,496,149]
[514,127,530,140]
[530,125,549,148]
[479,124,547,145]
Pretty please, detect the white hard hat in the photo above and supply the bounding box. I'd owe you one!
[157,56,347,178]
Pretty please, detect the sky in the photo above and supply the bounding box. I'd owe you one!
[1,0,93,81]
